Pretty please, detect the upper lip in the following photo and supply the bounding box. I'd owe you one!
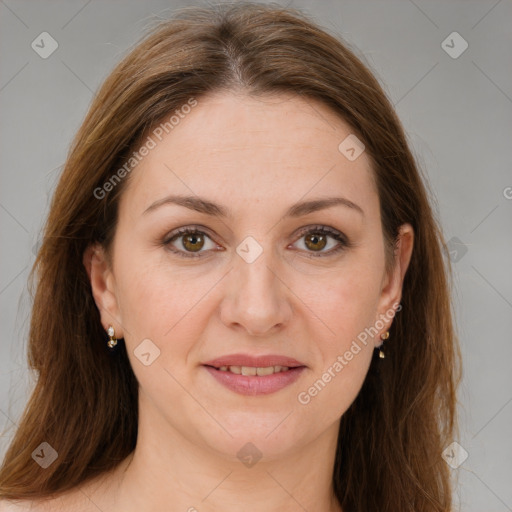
[203,354,306,368]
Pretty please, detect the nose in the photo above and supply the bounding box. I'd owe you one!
[219,247,292,337]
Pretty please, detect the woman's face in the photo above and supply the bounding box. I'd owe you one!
[87,91,412,461]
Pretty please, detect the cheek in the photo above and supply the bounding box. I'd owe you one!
[113,250,221,356]
[294,269,380,411]
[296,346,373,430]
[296,257,384,346]
[291,257,383,418]
[113,259,210,407]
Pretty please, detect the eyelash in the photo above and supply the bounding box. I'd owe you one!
[162,225,350,259]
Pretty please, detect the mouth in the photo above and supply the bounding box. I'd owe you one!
[202,354,307,395]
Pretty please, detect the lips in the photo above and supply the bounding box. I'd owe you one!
[202,353,307,396]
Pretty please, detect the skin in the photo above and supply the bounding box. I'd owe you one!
[2,90,413,512]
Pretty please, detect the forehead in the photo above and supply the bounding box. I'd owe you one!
[120,91,378,220]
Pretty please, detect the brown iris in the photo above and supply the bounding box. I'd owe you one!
[304,232,327,252]
[182,232,205,252]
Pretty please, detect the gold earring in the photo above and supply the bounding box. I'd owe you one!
[379,331,389,359]
[107,325,117,348]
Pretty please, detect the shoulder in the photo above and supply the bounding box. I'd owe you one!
[0,492,85,512]
[0,498,54,511]
[0,458,128,512]
[0,500,30,511]
[0,500,33,511]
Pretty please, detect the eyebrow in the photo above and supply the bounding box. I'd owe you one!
[142,194,364,218]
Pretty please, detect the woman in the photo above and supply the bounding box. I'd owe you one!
[0,2,461,511]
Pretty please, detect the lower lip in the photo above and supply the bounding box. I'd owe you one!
[203,365,306,396]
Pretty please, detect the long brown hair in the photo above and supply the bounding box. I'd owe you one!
[0,2,461,510]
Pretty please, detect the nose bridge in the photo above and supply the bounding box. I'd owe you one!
[238,248,277,299]
[221,236,291,334]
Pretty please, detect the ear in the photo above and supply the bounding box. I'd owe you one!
[374,223,414,344]
[83,243,124,338]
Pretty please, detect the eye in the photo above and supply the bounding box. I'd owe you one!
[163,225,350,259]
[290,225,350,257]
[163,226,219,259]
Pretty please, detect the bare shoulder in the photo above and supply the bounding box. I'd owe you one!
[0,490,88,512]
[0,499,39,511]
[0,457,130,512]
[0,498,59,511]
[0,499,34,511]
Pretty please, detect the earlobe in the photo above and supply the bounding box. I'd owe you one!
[83,243,124,337]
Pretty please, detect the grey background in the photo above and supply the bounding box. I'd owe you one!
[1,0,511,509]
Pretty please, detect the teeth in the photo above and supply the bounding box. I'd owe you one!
[216,365,291,375]
[256,366,274,376]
